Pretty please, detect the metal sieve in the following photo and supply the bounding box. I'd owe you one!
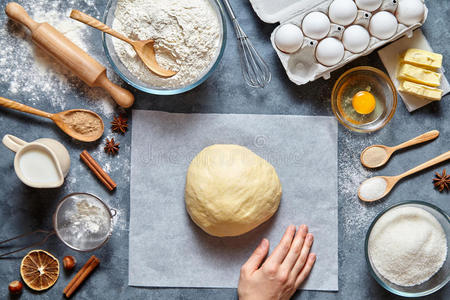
[0,193,115,257]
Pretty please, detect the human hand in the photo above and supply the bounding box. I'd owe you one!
[237,225,316,300]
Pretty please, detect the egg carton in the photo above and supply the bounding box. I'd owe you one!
[248,0,428,85]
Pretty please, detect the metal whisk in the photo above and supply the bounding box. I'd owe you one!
[222,0,271,88]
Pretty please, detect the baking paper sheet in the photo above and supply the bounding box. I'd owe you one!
[378,29,450,112]
[129,110,338,291]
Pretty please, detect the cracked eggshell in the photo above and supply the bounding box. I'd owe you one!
[355,0,382,11]
[274,24,304,53]
[396,0,425,25]
[369,11,398,40]
[315,37,344,66]
[302,11,331,40]
[342,25,370,53]
[329,0,358,26]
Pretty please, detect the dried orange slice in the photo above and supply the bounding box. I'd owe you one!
[20,250,60,291]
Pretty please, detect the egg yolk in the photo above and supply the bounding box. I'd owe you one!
[352,91,376,114]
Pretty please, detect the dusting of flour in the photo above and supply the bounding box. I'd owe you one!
[0,0,117,116]
[112,0,221,88]
[0,1,128,232]
[339,132,379,236]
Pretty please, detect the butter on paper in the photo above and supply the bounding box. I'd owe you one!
[378,29,450,112]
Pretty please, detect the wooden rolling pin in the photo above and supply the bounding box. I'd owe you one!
[5,2,134,108]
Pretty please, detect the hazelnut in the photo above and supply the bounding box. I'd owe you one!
[8,280,23,294]
[63,256,76,270]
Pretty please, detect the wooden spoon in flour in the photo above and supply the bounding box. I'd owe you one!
[0,97,104,142]
[70,10,177,78]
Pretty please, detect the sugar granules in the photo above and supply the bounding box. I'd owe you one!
[359,177,387,200]
[368,206,447,286]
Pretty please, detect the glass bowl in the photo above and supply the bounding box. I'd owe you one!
[331,66,397,133]
[102,0,227,95]
[365,201,449,297]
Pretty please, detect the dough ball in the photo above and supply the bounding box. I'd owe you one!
[185,144,282,237]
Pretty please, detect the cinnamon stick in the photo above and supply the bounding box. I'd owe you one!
[80,150,117,191]
[63,255,100,298]
[63,256,95,295]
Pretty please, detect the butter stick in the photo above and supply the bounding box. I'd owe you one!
[397,63,441,87]
[398,80,442,101]
[403,48,442,70]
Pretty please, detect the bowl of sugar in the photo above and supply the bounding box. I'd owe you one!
[365,201,449,297]
[102,0,227,95]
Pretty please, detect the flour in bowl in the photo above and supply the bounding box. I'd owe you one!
[112,0,221,89]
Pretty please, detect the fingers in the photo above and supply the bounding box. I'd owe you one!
[280,225,308,270]
[291,233,314,277]
[265,225,296,265]
[294,253,316,288]
[241,238,270,274]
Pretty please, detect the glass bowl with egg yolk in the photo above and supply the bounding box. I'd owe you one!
[331,66,397,133]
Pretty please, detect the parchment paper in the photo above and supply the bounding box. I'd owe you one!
[129,110,338,291]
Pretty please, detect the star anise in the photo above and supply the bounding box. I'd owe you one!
[111,115,128,134]
[433,169,450,192]
[104,138,120,155]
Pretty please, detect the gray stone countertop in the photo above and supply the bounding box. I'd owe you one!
[0,0,449,299]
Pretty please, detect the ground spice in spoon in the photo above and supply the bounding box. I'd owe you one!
[362,146,387,167]
[63,111,103,137]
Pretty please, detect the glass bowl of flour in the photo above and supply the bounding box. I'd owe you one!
[365,201,449,297]
[102,0,227,95]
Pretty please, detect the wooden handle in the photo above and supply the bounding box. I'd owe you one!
[70,10,132,44]
[399,150,450,179]
[0,97,53,119]
[94,72,135,108]
[31,23,106,86]
[392,130,440,151]
[5,2,39,31]
[7,5,106,87]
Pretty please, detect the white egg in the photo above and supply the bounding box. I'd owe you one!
[355,0,382,11]
[369,11,398,40]
[302,11,331,40]
[315,38,345,66]
[342,25,370,53]
[396,0,425,25]
[329,0,358,26]
[274,24,304,53]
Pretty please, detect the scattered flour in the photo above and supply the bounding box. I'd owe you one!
[59,197,113,250]
[0,0,119,116]
[112,0,221,88]
[368,206,447,286]
[339,132,376,234]
[0,1,130,234]
[70,199,110,235]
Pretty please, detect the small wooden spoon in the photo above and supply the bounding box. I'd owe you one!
[0,97,104,142]
[358,150,450,202]
[70,10,177,78]
[360,130,440,168]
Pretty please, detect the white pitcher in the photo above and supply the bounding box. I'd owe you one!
[2,134,70,188]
